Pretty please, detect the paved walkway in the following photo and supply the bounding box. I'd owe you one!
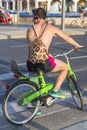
[62,91,87,130]
[62,120,87,130]
[0,23,87,39]
[0,23,27,39]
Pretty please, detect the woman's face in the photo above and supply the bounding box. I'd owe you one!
[32,15,40,24]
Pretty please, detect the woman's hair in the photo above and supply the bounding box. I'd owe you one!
[32,8,46,20]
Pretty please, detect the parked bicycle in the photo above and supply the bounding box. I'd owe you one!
[71,17,87,27]
[2,48,84,125]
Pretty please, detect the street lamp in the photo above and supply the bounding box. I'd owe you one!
[61,0,66,31]
[17,0,21,23]
[86,0,87,6]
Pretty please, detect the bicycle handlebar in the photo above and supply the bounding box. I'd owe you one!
[54,47,83,58]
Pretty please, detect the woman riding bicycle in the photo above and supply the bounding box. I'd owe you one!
[79,7,86,27]
[27,7,84,98]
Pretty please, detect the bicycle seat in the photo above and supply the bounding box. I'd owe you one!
[11,60,44,77]
[10,60,24,76]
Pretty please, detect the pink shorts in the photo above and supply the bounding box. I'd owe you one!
[27,55,56,73]
[48,55,56,67]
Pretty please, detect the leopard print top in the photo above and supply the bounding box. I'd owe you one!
[29,23,48,64]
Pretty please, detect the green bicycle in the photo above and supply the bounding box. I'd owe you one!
[2,49,84,125]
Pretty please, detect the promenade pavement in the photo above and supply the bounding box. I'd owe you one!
[62,120,87,130]
[0,23,87,130]
[0,23,87,39]
[0,23,27,39]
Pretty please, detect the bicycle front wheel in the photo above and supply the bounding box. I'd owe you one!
[69,76,83,110]
[71,20,78,27]
[2,80,40,125]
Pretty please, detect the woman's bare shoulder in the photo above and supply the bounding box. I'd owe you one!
[27,26,34,42]
[27,26,33,33]
[47,23,61,34]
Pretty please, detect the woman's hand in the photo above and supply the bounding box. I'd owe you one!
[74,45,84,50]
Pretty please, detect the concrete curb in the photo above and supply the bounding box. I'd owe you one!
[0,30,26,39]
[0,34,26,40]
[65,30,86,35]
[0,28,87,40]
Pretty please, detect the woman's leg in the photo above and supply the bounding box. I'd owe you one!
[51,58,68,90]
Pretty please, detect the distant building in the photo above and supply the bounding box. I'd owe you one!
[0,0,87,12]
[48,1,61,13]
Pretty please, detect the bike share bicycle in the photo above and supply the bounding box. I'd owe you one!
[71,17,87,27]
[2,48,84,125]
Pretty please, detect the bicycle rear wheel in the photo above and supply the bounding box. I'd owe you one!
[68,76,83,110]
[71,20,78,27]
[2,80,40,125]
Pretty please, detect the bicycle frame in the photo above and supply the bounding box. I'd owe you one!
[55,49,77,80]
[16,71,55,105]
[66,51,77,92]
[12,49,78,106]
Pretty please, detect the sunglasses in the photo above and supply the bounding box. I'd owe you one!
[33,15,39,19]
[32,9,37,14]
